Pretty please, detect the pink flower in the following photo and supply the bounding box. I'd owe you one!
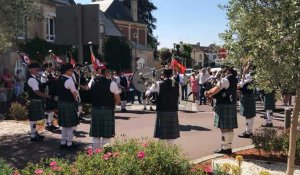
[191,168,196,172]
[49,161,57,167]
[106,152,113,157]
[52,166,61,171]
[113,152,120,158]
[35,169,44,174]
[13,172,20,175]
[103,154,110,160]
[137,151,145,160]
[204,166,213,173]
[142,143,148,148]
[86,148,93,156]
[95,149,102,154]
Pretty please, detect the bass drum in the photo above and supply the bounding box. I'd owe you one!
[132,67,162,93]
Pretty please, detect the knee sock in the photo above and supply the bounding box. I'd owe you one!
[221,132,230,150]
[61,127,68,145]
[92,137,101,151]
[121,101,126,109]
[228,132,234,149]
[77,105,83,117]
[46,112,54,126]
[164,139,176,146]
[67,127,74,146]
[29,121,37,138]
[246,118,254,134]
[266,110,272,124]
[102,138,111,147]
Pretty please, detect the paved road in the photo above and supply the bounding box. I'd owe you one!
[0,100,285,169]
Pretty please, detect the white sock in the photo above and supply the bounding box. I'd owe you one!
[47,112,54,126]
[121,101,126,109]
[221,132,230,150]
[77,105,83,117]
[92,137,101,151]
[164,139,176,146]
[61,127,68,145]
[29,121,37,138]
[266,110,272,124]
[102,138,111,146]
[228,132,234,149]
[67,127,74,146]
[246,118,254,133]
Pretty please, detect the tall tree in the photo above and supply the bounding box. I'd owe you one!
[123,0,158,48]
[219,0,299,174]
[0,0,41,52]
[104,37,132,71]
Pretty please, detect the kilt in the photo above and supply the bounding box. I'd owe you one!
[90,107,115,138]
[154,111,180,139]
[264,93,275,110]
[120,91,128,101]
[28,99,45,121]
[214,104,238,129]
[44,99,58,111]
[239,94,256,118]
[58,102,79,127]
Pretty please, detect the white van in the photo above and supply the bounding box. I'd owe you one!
[185,68,193,77]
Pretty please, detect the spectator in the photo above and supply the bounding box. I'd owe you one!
[0,79,7,114]
[2,69,14,107]
[14,69,25,97]
[189,72,199,103]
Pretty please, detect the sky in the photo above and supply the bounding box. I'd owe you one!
[75,0,229,48]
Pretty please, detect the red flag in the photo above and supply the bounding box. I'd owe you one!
[90,50,106,70]
[171,59,186,74]
[51,53,64,64]
[70,57,76,66]
[96,59,106,69]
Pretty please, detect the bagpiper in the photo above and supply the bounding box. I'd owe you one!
[89,67,121,151]
[261,90,276,127]
[119,71,128,112]
[237,64,256,138]
[40,63,59,131]
[205,67,238,154]
[26,63,52,142]
[57,63,80,149]
[151,68,180,145]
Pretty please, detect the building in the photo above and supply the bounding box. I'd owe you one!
[190,43,205,68]
[92,0,160,71]
[201,44,219,67]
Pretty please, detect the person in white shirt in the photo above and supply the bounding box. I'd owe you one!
[197,68,211,105]
[180,72,189,101]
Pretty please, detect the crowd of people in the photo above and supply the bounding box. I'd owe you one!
[0,61,294,154]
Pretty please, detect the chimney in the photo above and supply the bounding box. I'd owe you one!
[131,0,138,22]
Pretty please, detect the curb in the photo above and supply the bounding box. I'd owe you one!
[190,145,255,164]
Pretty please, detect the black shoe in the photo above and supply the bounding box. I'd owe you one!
[238,132,253,138]
[121,108,127,112]
[35,132,45,139]
[79,116,86,122]
[261,123,273,127]
[214,148,232,154]
[150,107,154,111]
[143,107,147,111]
[30,136,44,142]
[60,143,67,149]
[66,143,79,150]
[139,102,142,104]
[46,125,59,131]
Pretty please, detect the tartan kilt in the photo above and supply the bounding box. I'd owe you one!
[239,94,256,118]
[90,107,115,138]
[264,93,275,110]
[44,99,58,111]
[58,102,79,127]
[28,99,45,121]
[154,111,180,139]
[214,104,238,129]
[120,91,128,101]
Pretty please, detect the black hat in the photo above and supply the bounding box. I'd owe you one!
[44,63,52,68]
[163,69,173,78]
[28,63,40,69]
[60,63,73,74]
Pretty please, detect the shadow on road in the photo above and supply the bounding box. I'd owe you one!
[0,135,88,169]
[179,125,211,132]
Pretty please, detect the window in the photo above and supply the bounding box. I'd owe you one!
[17,18,26,40]
[198,62,202,67]
[199,54,203,60]
[46,14,56,42]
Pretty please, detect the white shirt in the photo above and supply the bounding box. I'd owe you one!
[179,74,189,85]
[197,73,210,85]
[239,73,252,87]
[28,74,39,91]
[63,75,77,93]
[88,77,121,95]
[217,77,230,90]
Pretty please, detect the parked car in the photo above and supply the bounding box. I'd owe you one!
[185,68,193,77]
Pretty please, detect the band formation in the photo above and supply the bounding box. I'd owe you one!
[23,60,276,154]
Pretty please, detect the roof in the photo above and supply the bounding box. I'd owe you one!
[131,42,154,51]
[51,0,75,5]
[93,0,144,23]
[99,11,123,37]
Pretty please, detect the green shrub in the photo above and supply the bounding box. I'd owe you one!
[20,138,205,175]
[9,102,28,120]
[0,158,13,175]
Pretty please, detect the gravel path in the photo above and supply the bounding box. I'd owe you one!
[0,120,29,138]
[213,158,300,175]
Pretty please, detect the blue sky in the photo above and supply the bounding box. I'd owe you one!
[75,0,229,48]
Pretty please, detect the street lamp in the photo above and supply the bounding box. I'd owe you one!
[133,33,138,67]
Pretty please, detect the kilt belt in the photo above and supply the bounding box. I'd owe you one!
[90,107,115,138]
[239,94,256,118]
[214,104,238,129]
[58,102,79,127]
[154,111,180,139]
[28,99,45,121]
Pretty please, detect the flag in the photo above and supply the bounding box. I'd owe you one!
[70,56,76,66]
[18,53,31,65]
[90,49,106,70]
[170,59,186,74]
[51,53,64,64]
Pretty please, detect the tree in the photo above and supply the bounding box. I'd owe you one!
[123,0,158,48]
[219,0,299,174]
[0,0,41,52]
[104,37,132,71]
